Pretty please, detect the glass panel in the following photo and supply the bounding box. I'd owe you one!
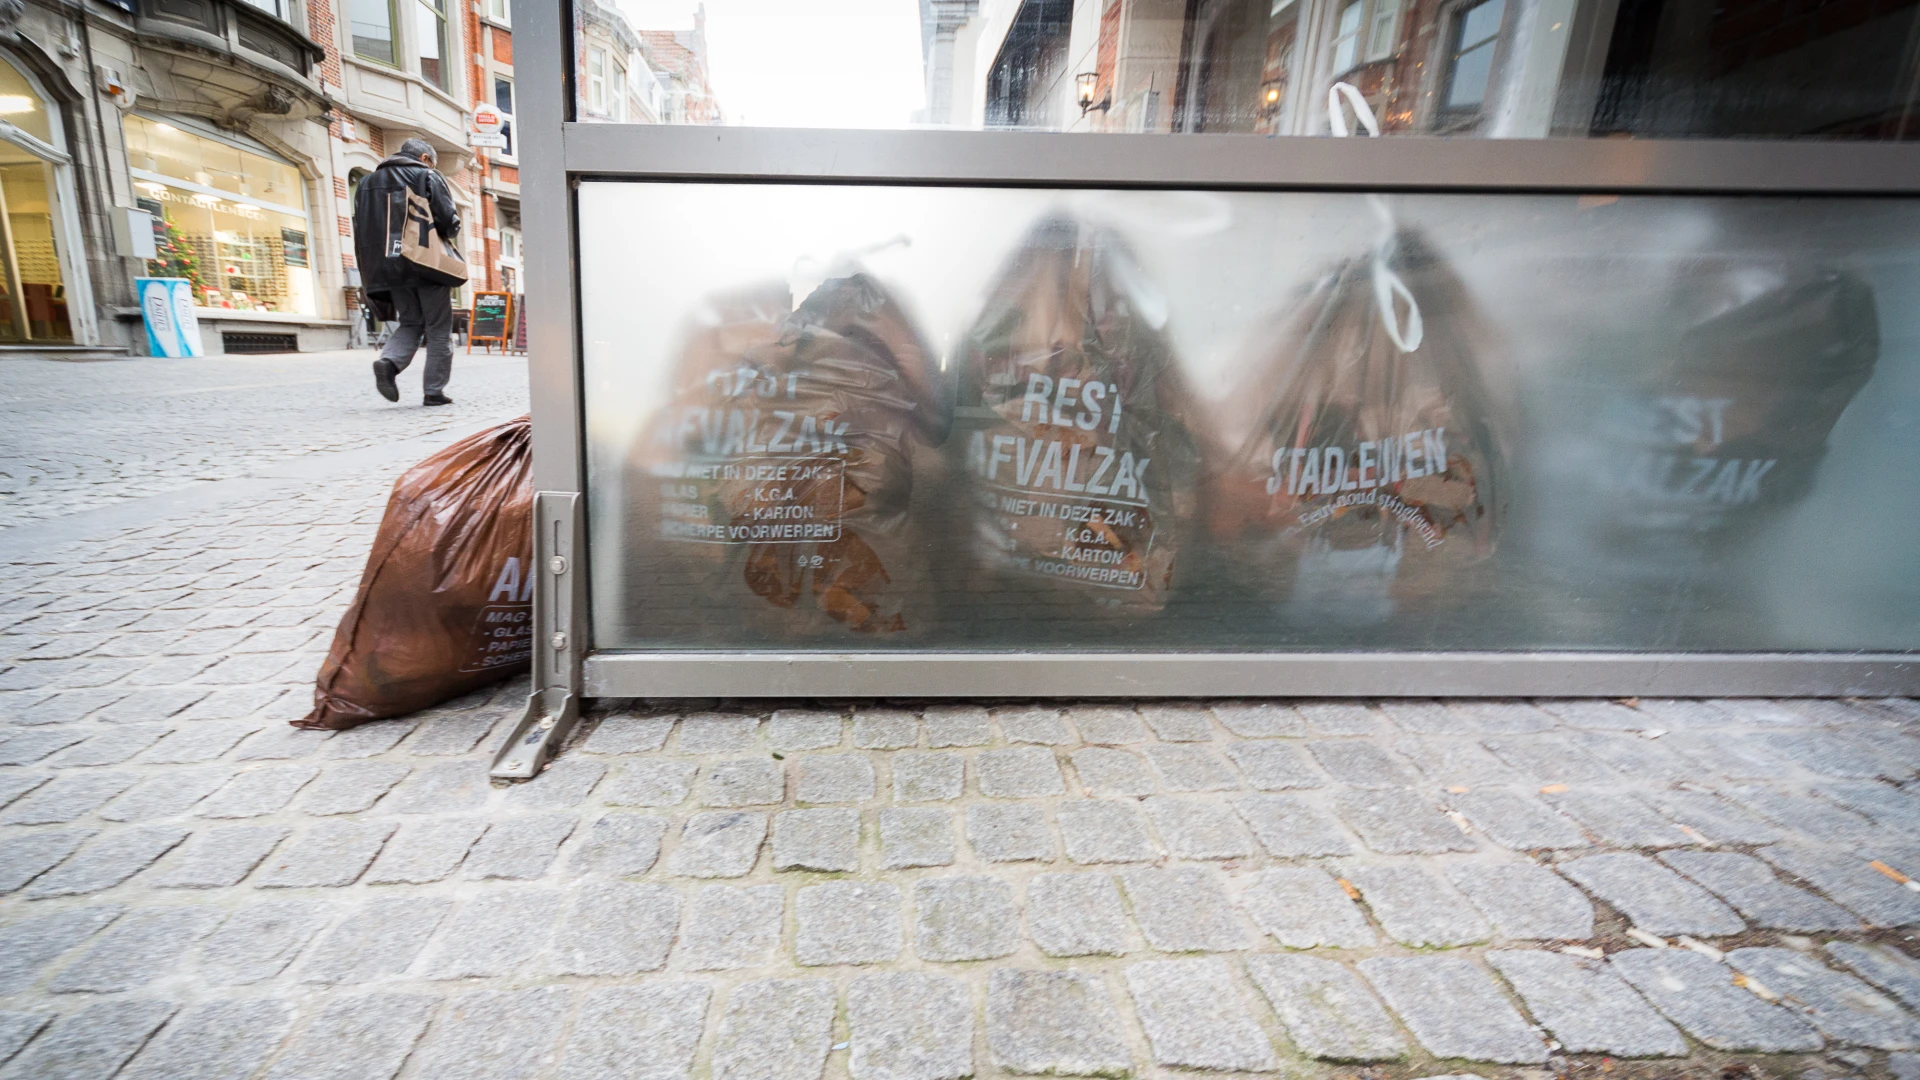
[0,145,67,342]
[352,0,396,64]
[579,181,1920,652]
[577,0,1920,137]
[495,76,514,114]
[240,0,284,18]
[417,0,450,90]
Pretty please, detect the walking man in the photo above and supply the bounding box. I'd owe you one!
[353,137,462,406]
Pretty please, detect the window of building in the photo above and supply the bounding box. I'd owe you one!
[416,0,451,90]
[612,63,627,122]
[587,48,608,113]
[241,0,287,18]
[123,114,317,317]
[486,0,509,24]
[351,0,397,65]
[1366,0,1401,60]
[1440,0,1505,122]
[495,76,515,156]
[1331,0,1364,74]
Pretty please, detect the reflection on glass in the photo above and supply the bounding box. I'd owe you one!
[1442,0,1504,118]
[580,0,1920,137]
[580,182,1920,652]
[352,0,397,64]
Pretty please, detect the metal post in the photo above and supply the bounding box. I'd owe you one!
[489,0,589,780]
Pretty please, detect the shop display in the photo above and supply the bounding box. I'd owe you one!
[622,269,946,637]
[949,214,1201,615]
[1205,225,1507,625]
[301,416,533,730]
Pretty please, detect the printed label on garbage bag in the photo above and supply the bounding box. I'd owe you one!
[461,602,532,673]
[963,378,1158,591]
[976,487,1157,590]
[656,455,846,545]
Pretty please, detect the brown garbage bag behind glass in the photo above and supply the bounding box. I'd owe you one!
[624,271,946,640]
[1206,227,1507,626]
[949,213,1200,616]
[300,416,533,730]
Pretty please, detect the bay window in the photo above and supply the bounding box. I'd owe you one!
[352,0,397,65]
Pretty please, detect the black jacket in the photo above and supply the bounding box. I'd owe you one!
[352,153,461,296]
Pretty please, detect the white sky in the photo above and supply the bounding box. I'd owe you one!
[609,0,929,127]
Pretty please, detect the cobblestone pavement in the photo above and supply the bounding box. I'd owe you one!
[0,348,529,530]
[2,355,1920,1080]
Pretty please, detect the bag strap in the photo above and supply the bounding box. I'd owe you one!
[1371,258,1424,352]
[1326,81,1422,353]
[1327,81,1381,138]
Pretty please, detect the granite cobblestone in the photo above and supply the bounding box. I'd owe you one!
[0,374,1916,1080]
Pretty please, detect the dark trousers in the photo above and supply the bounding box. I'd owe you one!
[379,284,454,396]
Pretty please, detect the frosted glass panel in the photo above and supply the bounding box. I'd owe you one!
[578,181,1920,652]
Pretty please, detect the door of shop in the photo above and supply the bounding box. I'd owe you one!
[0,57,74,344]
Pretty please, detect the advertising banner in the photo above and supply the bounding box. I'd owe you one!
[135,277,205,358]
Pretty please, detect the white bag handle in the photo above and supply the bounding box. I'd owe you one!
[1372,259,1423,352]
[1327,82,1380,138]
[1326,83,1420,352]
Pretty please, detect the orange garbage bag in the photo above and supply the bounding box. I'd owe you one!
[299,415,534,729]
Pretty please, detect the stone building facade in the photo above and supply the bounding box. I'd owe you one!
[0,0,482,358]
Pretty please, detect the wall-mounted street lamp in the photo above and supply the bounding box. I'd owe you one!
[1075,72,1111,116]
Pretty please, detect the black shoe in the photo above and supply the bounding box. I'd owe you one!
[423,393,454,407]
[372,359,399,402]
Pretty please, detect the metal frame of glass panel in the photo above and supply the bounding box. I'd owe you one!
[494,0,1920,778]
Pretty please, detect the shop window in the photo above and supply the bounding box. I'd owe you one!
[416,0,451,91]
[1438,0,1505,126]
[123,114,317,317]
[352,0,398,65]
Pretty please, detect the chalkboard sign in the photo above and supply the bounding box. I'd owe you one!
[470,290,512,351]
